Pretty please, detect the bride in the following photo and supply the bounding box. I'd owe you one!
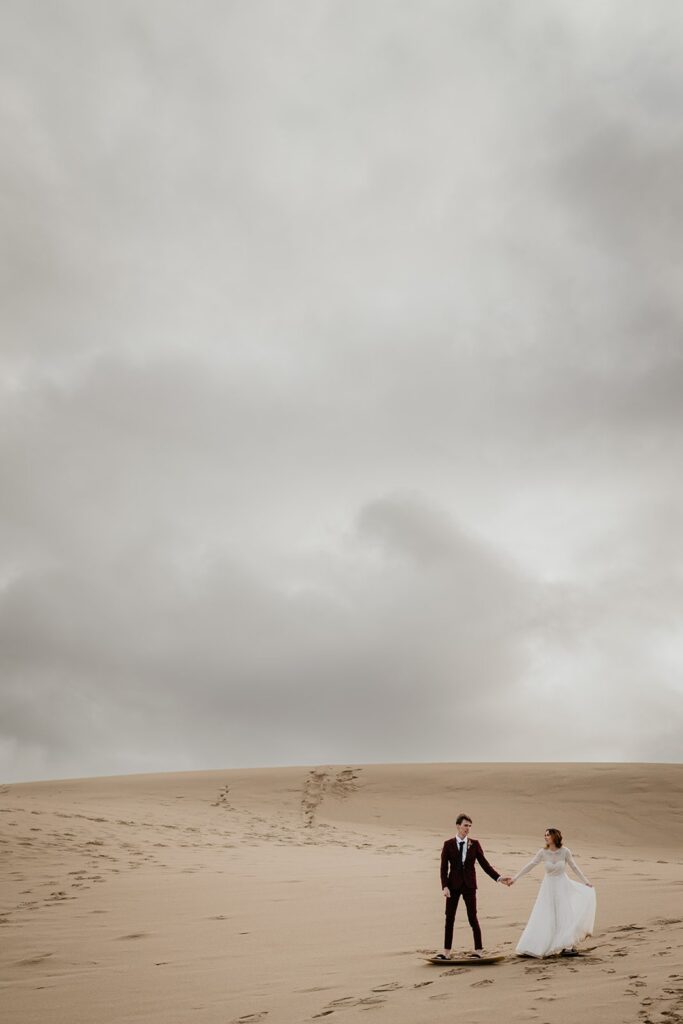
[507,827,596,957]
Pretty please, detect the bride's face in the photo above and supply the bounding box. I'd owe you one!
[544,829,555,848]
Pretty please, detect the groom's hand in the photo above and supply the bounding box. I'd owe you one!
[442,887,450,898]
[499,876,512,886]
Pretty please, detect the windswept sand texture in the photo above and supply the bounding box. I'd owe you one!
[1,763,682,1024]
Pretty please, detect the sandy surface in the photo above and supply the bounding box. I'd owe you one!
[1,762,682,1024]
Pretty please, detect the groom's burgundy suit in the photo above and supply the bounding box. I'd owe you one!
[440,837,501,951]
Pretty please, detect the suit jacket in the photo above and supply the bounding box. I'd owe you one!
[440,837,500,893]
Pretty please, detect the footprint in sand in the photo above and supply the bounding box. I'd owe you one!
[233,1014,268,1023]
[212,784,232,808]
[46,891,72,903]
[301,769,329,827]
[322,994,386,1010]
[16,952,55,966]
[329,768,361,799]
[301,767,361,828]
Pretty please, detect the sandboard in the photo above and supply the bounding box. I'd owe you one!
[424,954,505,966]
[516,946,597,959]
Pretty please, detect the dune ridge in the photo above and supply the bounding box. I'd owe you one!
[1,762,681,1023]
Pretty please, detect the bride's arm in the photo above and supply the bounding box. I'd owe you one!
[565,848,592,886]
[509,849,543,883]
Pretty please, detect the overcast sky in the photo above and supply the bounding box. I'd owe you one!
[1,1,682,782]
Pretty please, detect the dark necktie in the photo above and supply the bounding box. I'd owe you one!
[458,841,465,867]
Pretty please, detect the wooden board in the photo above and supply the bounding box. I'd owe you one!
[424,954,505,966]
[516,946,597,959]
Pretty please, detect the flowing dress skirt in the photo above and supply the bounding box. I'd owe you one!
[516,873,596,957]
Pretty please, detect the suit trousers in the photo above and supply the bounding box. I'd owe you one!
[444,890,482,950]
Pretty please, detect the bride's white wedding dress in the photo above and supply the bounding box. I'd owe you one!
[512,847,596,957]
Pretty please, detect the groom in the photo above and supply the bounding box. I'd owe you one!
[438,813,510,959]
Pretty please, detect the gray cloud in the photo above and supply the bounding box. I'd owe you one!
[1,1,682,780]
[0,492,538,777]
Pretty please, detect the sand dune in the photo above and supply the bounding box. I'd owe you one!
[1,763,682,1023]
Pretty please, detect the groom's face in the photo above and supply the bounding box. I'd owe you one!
[456,820,471,839]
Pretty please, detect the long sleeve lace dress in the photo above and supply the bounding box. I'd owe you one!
[511,847,596,957]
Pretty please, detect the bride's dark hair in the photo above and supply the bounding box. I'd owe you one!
[545,827,563,848]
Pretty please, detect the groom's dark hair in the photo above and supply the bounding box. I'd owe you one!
[456,814,472,825]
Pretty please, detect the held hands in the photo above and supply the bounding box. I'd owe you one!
[444,877,520,893]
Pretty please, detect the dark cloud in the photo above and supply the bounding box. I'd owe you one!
[1,2,682,780]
